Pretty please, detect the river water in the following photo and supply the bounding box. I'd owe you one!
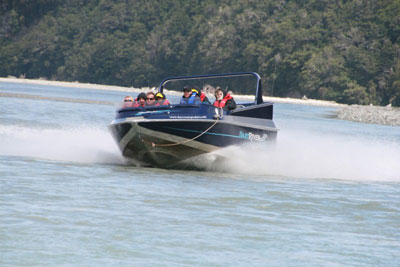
[1,81,399,266]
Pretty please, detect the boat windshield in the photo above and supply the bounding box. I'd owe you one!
[159,73,260,105]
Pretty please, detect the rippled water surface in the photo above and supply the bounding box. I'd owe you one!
[1,81,400,266]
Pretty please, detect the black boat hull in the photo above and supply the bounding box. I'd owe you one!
[109,117,277,167]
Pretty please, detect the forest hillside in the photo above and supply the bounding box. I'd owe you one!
[1,0,399,106]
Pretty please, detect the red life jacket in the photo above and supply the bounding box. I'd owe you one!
[132,100,145,107]
[154,99,170,106]
[213,94,233,108]
[200,92,206,102]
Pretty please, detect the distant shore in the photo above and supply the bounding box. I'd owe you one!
[1,77,399,126]
[0,77,343,107]
[0,77,146,92]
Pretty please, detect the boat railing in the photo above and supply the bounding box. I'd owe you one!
[158,72,263,105]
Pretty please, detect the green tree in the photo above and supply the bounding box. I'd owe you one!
[0,0,399,106]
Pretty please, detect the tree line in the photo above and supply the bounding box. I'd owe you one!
[1,0,399,106]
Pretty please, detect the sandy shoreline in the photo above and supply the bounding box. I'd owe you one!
[1,77,399,126]
[0,77,146,92]
[0,77,343,107]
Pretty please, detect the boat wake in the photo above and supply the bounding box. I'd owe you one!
[194,130,400,182]
[1,123,398,182]
[0,124,124,165]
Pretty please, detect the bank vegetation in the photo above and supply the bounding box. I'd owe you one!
[1,0,399,106]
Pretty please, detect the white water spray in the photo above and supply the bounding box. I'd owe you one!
[1,123,398,181]
[204,130,400,182]
[0,124,124,164]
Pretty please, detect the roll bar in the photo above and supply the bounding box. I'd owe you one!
[158,72,263,105]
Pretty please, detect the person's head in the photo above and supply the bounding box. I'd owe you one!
[124,96,134,103]
[215,88,224,101]
[146,92,155,105]
[182,86,191,98]
[136,92,147,106]
[155,92,164,100]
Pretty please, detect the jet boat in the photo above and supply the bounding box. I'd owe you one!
[109,72,278,168]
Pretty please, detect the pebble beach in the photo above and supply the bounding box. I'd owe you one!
[337,105,400,126]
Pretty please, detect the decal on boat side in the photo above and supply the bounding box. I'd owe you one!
[135,110,170,116]
[239,131,268,142]
[169,115,207,119]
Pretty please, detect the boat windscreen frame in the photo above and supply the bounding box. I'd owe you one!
[158,72,263,105]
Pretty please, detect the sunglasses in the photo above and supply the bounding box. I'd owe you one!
[147,98,154,100]
[124,99,132,102]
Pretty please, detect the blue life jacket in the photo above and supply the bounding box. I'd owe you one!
[180,92,201,104]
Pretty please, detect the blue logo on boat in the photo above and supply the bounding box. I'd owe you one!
[239,131,268,142]
[239,131,250,139]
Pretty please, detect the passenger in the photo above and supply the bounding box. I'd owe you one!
[180,86,192,104]
[146,91,156,106]
[180,86,201,104]
[154,92,171,106]
[132,92,147,107]
[213,88,236,111]
[199,89,211,104]
[191,88,211,104]
[189,88,202,104]
[122,95,134,108]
